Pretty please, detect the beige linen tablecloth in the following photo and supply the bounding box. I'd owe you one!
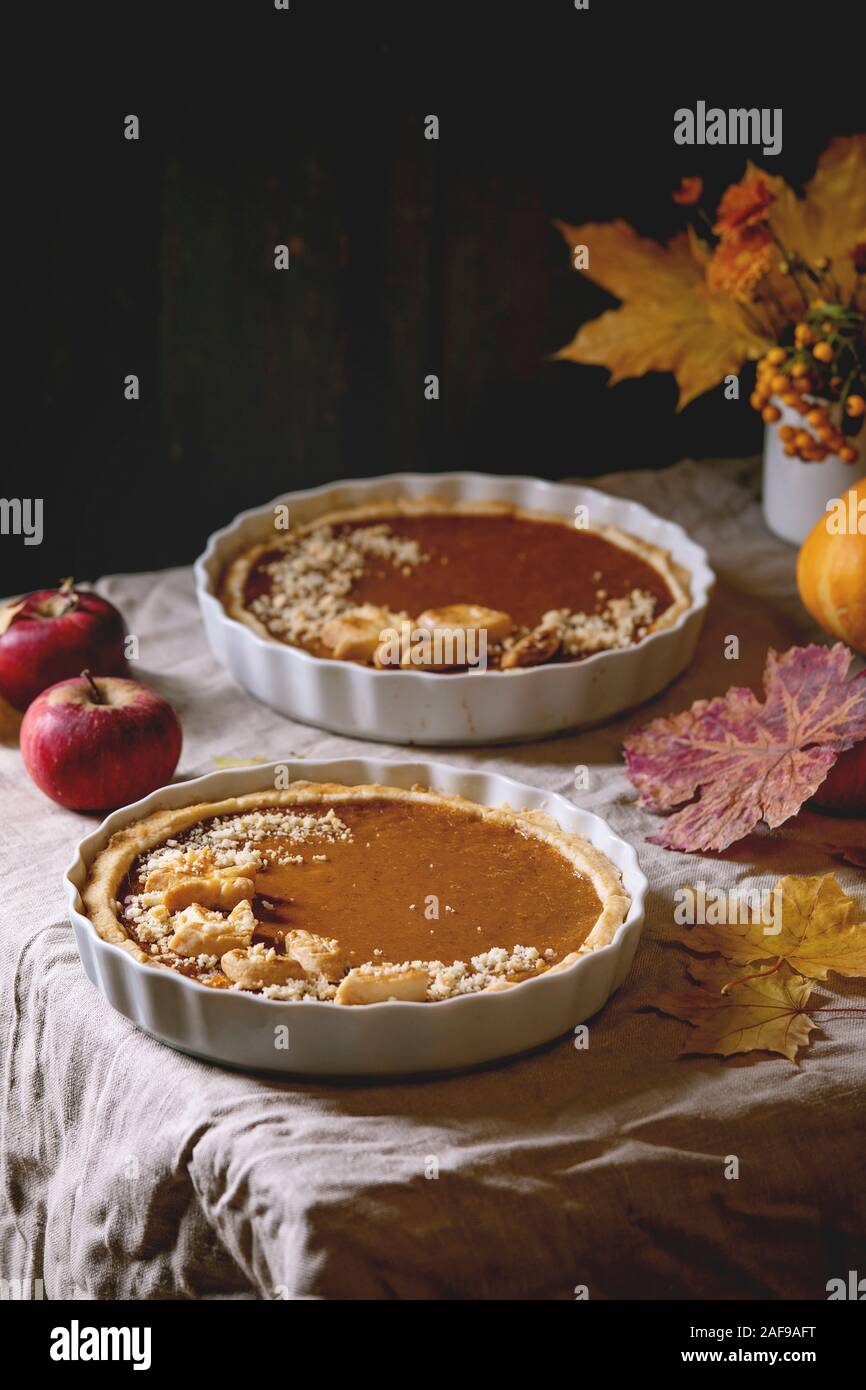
[2,458,864,1301]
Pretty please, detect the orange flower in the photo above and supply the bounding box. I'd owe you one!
[673,176,703,206]
[707,225,775,301]
[713,176,774,238]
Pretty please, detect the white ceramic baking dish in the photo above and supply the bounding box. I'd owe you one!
[194,472,715,745]
[64,757,648,1078]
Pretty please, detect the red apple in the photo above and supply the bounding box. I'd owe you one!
[21,672,182,811]
[0,578,127,711]
[810,741,866,818]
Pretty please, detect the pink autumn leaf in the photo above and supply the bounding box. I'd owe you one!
[623,644,866,853]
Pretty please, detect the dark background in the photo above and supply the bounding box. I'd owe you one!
[6,1,865,593]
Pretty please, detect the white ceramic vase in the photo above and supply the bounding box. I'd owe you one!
[762,399,864,546]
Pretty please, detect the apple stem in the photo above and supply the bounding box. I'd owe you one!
[57,577,79,617]
[81,669,103,705]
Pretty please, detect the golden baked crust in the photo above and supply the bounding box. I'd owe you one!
[219,497,691,661]
[82,781,630,1001]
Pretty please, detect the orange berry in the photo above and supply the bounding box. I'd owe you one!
[830,377,843,393]
[845,394,866,418]
[766,347,787,365]
[778,425,796,442]
[781,391,800,407]
[770,373,788,393]
[762,405,781,423]
[750,391,767,409]
[783,444,797,457]
[795,430,812,449]
[839,445,859,463]
[795,324,813,345]
[806,408,827,427]
[812,341,834,363]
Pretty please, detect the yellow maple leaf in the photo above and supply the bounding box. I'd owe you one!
[652,959,816,1060]
[757,135,866,311]
[553,220,767,408]
[675,872,866,981]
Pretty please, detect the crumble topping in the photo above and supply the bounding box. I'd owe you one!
[141,807,353,877]
[262,976,339,1002]
[499,591,658,664]
[427,946,547,999]
[169,944,555,1003]
[250,523,427,646]
[558,590,659,655]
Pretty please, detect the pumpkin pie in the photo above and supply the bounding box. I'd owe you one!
[83,782,630,1003]
[219,499,690,671]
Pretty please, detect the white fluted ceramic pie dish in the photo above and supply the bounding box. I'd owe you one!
[194,472,715,745]
[64,757,648,1078]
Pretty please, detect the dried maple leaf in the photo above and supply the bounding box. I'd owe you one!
[651,959,816,1060]
[676,872,866,982]
[552,220,765,409]
[624,644,866,853]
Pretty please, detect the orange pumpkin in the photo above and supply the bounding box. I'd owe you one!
[797,476,866,654]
